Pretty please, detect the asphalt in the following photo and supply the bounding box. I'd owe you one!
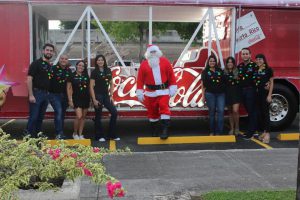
[1,115,299,199]
[80,148,298,200]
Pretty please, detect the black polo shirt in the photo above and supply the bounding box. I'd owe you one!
[224,71,239,87]
[49,64,72,94]
[254,66,273,89]
[27,58,52,91]
[90,68,112,95]
[201,67,225,93]
[67,72,90,97]
[237,61,258,88]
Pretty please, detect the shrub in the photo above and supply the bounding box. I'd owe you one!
[0,129,127,200]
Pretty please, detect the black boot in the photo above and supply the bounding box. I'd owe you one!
[160,119,170,140]
[150,121,159,137]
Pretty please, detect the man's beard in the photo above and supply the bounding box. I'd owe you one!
[43,53,52,60]
[148,56,160,68]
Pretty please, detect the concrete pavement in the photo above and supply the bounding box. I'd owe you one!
[79,148,297,200]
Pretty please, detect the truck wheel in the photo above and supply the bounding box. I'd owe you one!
[270,84,298,131]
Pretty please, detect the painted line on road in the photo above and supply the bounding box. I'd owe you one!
[109,140,116,151]
[277,133,299,141]
[47,139,91,146]
[0,119,16,128]
[138,135,236,145]
[239,130,273,149]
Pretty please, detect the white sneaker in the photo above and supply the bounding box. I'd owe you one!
[113,137,120,141]
[73,134,80,140]
[79,135,85,140]
[99,138,106,142]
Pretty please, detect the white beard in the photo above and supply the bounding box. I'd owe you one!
[148,56,160,68]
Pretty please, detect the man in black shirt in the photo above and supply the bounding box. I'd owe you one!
[237,47,258,139]
[47,54,72,139]
[24,43,54,138]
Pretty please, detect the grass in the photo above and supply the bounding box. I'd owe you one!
[199,190,296,200]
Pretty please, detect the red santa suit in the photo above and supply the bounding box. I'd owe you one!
[136,45,177,139]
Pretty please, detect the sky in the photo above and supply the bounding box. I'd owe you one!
[49,20,61,29]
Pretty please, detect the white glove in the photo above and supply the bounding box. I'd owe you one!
[136,89,145,102]
[169,85,178,97]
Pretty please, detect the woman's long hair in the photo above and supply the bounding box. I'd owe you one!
[224,56,238,79]
[205,55,218,70]
[255,54,269,67]
[94,55,108,71]
[75,60,88,75]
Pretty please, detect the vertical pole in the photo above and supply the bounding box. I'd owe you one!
[81,20,86,59]
[230,7,237,57]
[208,21,212,57]
[28,3,33,63]
[149,6,153,45]
[87,6,91,75]
[209,8,225,69]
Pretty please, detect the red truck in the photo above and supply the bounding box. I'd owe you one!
[0,0,299,130]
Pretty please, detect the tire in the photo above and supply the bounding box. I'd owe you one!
[270,84,298,131]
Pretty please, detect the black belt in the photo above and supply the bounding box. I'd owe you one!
[146,82,168,90]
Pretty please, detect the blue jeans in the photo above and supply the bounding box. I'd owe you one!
[26,89,49,136]
[241,87,257,136]
[94,94,118,139]
[205,92,225,134]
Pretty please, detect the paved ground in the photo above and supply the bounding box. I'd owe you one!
[79,148,298,200]
[1,114,299,151]
[1,115,299,199]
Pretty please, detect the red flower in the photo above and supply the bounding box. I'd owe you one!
[83,168,93,176]
[106,181,125,199]
[76,161,84,167]
[93,147,100,153]
[48,149,54,155]
[117,190,125,197]
[70,153,78,158]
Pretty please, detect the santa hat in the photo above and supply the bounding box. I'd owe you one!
[145,44,163,59]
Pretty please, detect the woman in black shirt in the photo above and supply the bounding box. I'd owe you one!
[224,57,241,135]
[254,54,274,143]
[201,55,226,135]
[67,60,90,140]
[90,55,118,142]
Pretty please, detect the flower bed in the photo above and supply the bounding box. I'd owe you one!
[0,129,127,200]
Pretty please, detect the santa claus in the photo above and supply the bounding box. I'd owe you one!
[136,45,177,139]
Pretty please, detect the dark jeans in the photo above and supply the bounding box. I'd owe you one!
[94,94,118,139]
[26,89,49,136]
[47,93,68,136]
[205,92,225,134]
[257,89,270,132]
[241,87,257,136]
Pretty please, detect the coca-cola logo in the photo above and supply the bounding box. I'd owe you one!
[111,66,205,108]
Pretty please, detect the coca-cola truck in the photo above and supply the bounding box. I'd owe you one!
[0,0,299,130]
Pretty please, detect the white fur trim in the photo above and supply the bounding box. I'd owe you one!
[169,85,178,97]
[145,89,169,97]
[160,114,170,119]
[136,89,144,96]
[152,64,162,85]
[147,45,160,52]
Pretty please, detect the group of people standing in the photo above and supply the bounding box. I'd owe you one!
[23,43,273,144]
[24,43,119,141]
[202,47,274,143]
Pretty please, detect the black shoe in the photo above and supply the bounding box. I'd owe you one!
[160,119,170,140]
[150,121,159,137]
[242,134,253,140]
